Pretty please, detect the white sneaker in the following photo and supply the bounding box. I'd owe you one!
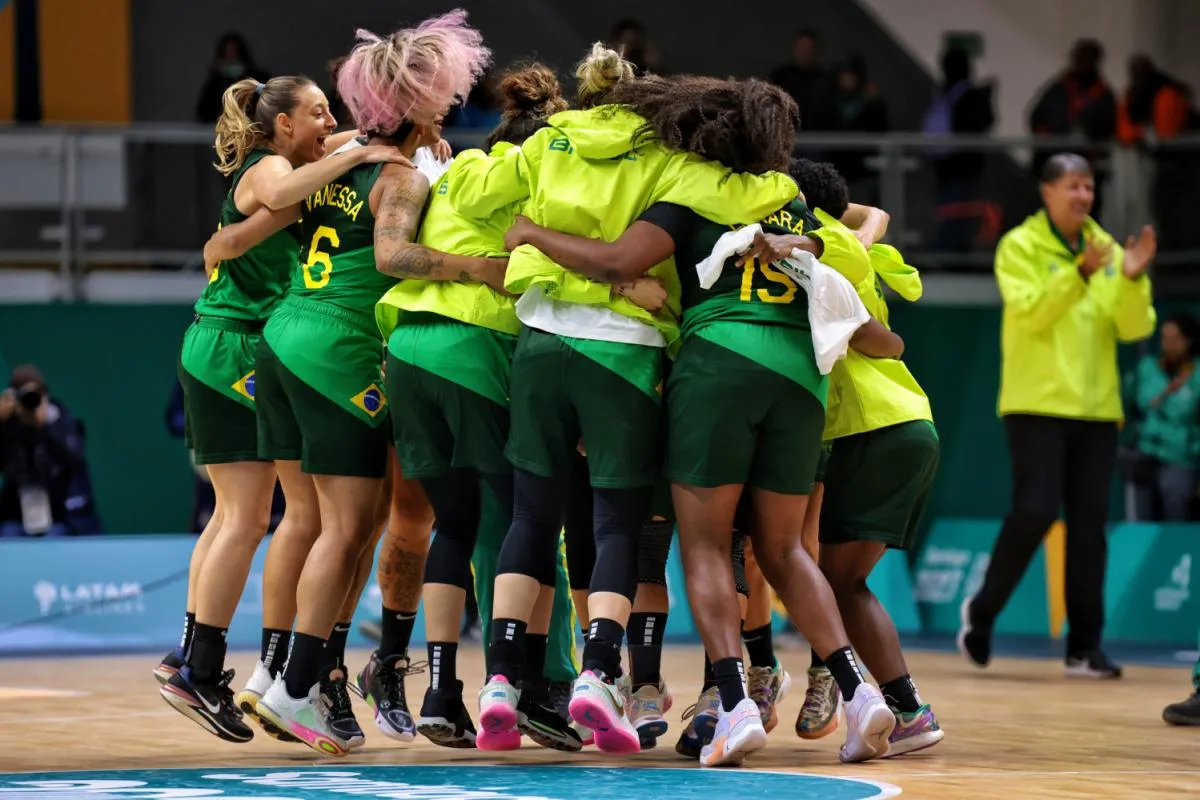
[747,660,791,733]
[568,670,640,754]
[256,675,350,757]
[477,675,521,751]
[629,682,671,741]
[839,683,895,763]
[700,697,768,767]
[234,661,301,744]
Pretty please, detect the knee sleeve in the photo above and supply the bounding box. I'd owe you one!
[421,470,482,589]
[564,525,596,591]
[636,519,674,586]
[589,486,652,601]
[496,469,562,586]
[731,533,750,597]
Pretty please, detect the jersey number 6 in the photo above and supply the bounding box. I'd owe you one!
[303,226,340,289]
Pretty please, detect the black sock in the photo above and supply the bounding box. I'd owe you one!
[880,674,922,713]
[582,618,625,681]
[428,641,458,690]
[702,651,717,690]
[188,623,228,685]
[380,606,417,660]
[260,628,291,677]
[628,611,667,690]
[742,623,776,669]
[712,657,747,712]
[823,646,865,702]
[811,648,825,670]
[325,622,351,672]
[283,633,326,699]
[180,611,196,656]
[487,618,528,684]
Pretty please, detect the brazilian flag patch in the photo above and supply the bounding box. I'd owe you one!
[231,371,256,401]
[351,383,387,418]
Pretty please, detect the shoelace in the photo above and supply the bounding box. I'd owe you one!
[801,683,831,716]
[378,657,428,704]
[323,677,355,719]
[214,669,241,716]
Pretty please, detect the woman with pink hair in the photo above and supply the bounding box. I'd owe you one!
[205,9,502,757]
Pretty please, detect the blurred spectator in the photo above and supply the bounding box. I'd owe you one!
[1117,55,1200,251]
[607,18,666,76]
[923,46,997,251]
[769,29,832,130]
[1122,315,1200,522]
[195,33,269,124]
[442,69,502,134]
[825,55,888,205]
[1029,39,1116,218]
[0,365,101,537]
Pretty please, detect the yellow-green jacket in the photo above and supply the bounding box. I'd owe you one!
[996,209,1156,422]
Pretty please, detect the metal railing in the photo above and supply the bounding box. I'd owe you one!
[3,123,1199,299]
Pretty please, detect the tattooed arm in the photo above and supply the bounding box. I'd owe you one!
[372,165,508,291]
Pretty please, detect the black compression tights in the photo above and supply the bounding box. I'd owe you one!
[563,451,596,591]
[423,468,514,588]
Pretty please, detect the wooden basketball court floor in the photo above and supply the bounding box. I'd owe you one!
[1,644,1197,798]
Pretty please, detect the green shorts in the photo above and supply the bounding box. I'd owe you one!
[819,419,939,550]
[815,442,833,483]
[666,335,824,494]
[178,318,265,465]
[506,328,663,489]
[255,338,389,478]
[386,314,515,479]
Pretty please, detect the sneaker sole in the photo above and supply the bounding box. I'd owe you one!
[256,700,350,758]
[477,704,521,751]
[159,684,252,744]
[152,665,178,685]
[884,728,945,757]
[417,717,477,748]
[796,706,840,740]
[701,724,768,768]
[372,710,417,743]
[569,695,640,754]
[1064,665,1122,679]
[839,703,896,763]
[234,690,302,744]
[1163,709,1200,726]
[518,714,583,753]
[634,717,669,740]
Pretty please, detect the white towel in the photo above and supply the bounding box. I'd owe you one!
[694,224,870,374]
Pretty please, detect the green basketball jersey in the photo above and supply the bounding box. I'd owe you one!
[291,161,397,329]
[640,199,825,401]
[195,149,300,322]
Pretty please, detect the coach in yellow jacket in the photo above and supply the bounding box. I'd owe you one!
[959,153,1157,679]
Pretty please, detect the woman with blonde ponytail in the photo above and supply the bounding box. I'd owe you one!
[157,74,408,747]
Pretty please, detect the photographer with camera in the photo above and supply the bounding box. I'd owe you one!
[0,364,102,537]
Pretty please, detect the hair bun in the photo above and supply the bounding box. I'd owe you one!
[575,42,634,102]
[499,63,568,119]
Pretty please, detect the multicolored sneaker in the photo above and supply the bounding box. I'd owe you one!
[153,648,186,685]
[477,675,521,751]
[674,685,721,759]
[629,681,673,743]
[321,667,365,749]
[700,697,768,768]
[795,667,840,739]
[235,660,300,743]
[839,683,895,763]
[159,667,253,744]
[417,679,478,748]
[352,651,423,742]
[568,670,640,754]
[747,660,791,733]
[257,675,349,757]
[884,704,944,757]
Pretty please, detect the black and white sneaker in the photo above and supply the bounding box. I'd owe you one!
[1065,649,1122,679]
[416,680,478,748]
[518,691,583,752]
[160,668,253,743]
[153,649,186,685]
[1163,691,1200,725]
[352,651,423,742]
[956,596,992,667]
[321,667,365,749]
[549,680,573,722]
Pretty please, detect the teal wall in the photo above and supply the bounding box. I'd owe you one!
[0,301,1161,534]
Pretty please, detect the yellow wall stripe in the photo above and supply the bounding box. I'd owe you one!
[38,0,130,122]
[0,4,13,121]
[1044,520,1067,638]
